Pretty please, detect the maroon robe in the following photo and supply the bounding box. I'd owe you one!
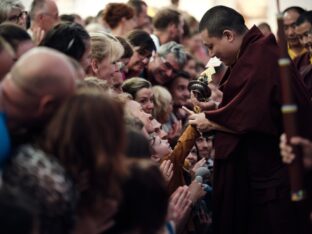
[293,52,312,97]
[205,26,312,234]
[294,51,310,73]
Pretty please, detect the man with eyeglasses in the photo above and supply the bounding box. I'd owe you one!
[126,30,156,78]
[147,41,187,86]
[0,0,27,29]
[29,0,59,40]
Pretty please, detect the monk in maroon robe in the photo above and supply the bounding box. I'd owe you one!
[189,6,312,234]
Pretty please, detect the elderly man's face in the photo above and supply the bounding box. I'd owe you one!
[38,0,59,32]
[149,52,179,85]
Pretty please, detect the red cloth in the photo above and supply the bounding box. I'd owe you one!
[204,26,312,234]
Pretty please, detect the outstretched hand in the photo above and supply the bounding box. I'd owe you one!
[279,133,312,169]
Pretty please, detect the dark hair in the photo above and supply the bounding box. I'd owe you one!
[40,22,90,61]
[106,160,169,234]
[0,22,31,51]
[127,29,156,53]
[166,70,191,91]
[127,0,147,16]
[282,6,306,15]
[116,36,133,59]
[103,3,134,29]
[199,5,247,37]
[125,128,152,158]
[153,8,181,31]
[296,10,312,26]
[60,14,75,23]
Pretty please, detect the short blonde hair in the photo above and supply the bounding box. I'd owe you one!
[77,76,111,93]
[90,32,124,63]
[152,86,172,122]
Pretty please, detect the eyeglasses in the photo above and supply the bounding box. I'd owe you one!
[160,56,178,75]
[8,11,27,23]
[134,46,152,61]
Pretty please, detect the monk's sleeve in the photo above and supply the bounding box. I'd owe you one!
[168,125,199,167]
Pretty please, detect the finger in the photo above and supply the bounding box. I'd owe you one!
[168,162,173,172]
[163,160,170,171]
[182,106,194,115]
[291,137,311,146]
[160,160,166,170]
[175,187,188,206]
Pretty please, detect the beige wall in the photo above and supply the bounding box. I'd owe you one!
[21,0,310,34]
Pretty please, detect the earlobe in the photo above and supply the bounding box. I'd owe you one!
[36,95,57,118]
[91,59,98,74]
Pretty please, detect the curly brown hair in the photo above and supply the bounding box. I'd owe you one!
[103,3,134,29]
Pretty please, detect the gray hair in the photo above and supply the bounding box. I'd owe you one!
[0,0,24,24]
[158,41,187,67]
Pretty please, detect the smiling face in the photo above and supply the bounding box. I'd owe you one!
[149,53,179,85]
[200,29,239,66]
[135,87,154,114]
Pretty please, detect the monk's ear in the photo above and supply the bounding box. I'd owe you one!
[223,30,235,42]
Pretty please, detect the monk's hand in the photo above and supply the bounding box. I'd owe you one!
[188,112,214,132]
[190,91,216,111]
[279,133,312,169]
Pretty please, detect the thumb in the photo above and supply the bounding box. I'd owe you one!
[182,106,194,115]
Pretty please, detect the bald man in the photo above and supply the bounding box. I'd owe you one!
[29,0,59,41]
[0,47,76,132]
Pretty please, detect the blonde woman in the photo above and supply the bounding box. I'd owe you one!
[152,85,182,139]
[88,32,124,86]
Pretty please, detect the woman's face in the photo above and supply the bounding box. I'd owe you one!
[135,87,154,114]
[79,39,92,73]
[7,7,27,29]
[93,56,115,84]
[127,100,153,133]
[126,48,151,77]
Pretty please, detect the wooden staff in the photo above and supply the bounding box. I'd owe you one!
[276,0,305,201]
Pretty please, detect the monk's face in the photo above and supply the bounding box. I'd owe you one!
[283,10,301,47]
[201,29,239,66]
[295,21,312,54]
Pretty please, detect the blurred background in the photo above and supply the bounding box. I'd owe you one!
[21,0,310,35]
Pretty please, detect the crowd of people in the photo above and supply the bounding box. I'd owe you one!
[0,0,311,234]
